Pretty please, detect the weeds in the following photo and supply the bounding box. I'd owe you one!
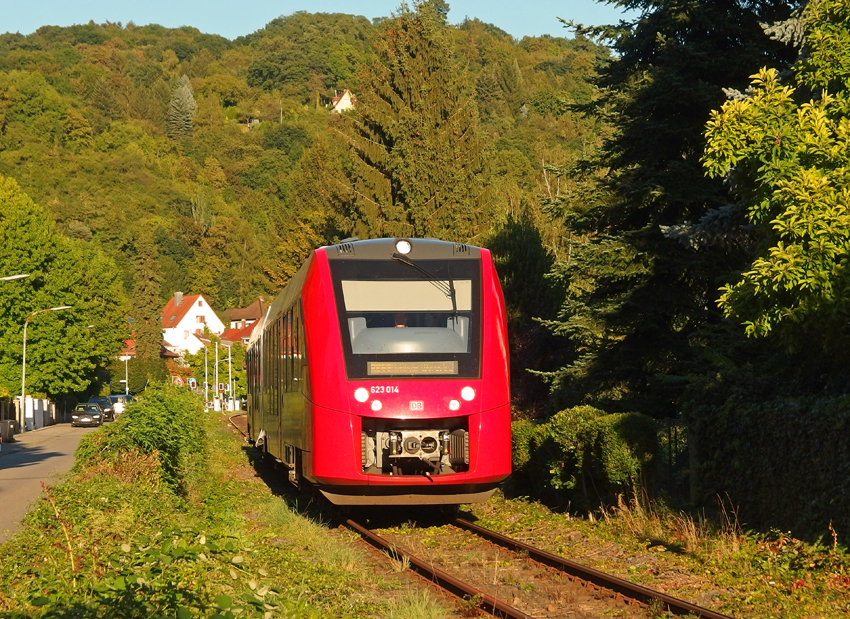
[471,492,850,619]
[0,385,386,618]
[384,588,448,619]
[456,593,484,617]
[42,482,77,582]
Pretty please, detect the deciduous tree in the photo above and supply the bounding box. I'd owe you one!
[0,175,127,398]
[703,0,850,348]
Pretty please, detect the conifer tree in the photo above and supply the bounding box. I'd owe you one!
[132,231,164,360]
[167,74,196,139]
[336,0,491,241]
[541,0,800,416]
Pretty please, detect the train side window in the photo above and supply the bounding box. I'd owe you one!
[277,318,283,408]
[280,314,289,392]
[293,308,300,386]
[299,299,307,361]
[268,322,274,413]
[287,309,294,392]
[284,314,289,393]
[275,319,281,412]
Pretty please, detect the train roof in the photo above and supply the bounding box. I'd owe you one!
[325,237,481,261]
[248,239,485,349]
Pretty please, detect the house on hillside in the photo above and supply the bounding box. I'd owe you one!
[220,322,258,347]
[119,337,179,361]
[161,292,225,356]
[221,297,265,346]
[329,89,356,113]
[223,297,265,329]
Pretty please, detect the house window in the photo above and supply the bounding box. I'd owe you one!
[184,331,189,339]
[197,316,205,323]
[198,300,202,307]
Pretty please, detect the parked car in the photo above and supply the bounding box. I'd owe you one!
[71,403,104,427]
[88,396,114,421]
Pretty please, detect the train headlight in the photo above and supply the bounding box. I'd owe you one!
[449,399,461,411]
[371,399,383,411]
[354,388,369,402]
[395,239,412,255]
[461,386,476,401]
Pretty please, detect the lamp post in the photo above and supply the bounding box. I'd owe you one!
[20,305,72,431]
[227,344,233,411]
[215,342,219,411]
[119,355,131,395]
[1,274,29,282]
[204,343,209,409]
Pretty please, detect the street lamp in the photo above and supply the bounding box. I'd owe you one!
[204,343,209,408]
[226,343,233,411]
[119,355,131,395]
[1,274,29,282]
[20,305,72,431]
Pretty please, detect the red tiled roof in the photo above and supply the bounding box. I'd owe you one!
[161,294,203,329]
[224,298,265,322]
[220,321,258,344]
[124,338,180,358]
[332,89,356,104]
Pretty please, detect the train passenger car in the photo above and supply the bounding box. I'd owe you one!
[246,238,510,505]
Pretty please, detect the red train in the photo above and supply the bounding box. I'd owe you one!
[246,238,511,505]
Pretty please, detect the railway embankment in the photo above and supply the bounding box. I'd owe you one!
[0,386,426,618]
[2,386,848,618]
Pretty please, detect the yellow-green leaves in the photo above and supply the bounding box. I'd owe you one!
[702,4,850,345]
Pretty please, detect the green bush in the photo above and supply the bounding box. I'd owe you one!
[510,418,535,470]
[512,405,656,510]
[75,384,205,490]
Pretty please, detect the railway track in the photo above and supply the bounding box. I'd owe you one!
[345,517,735,619]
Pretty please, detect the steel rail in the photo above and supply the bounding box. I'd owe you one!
[453,517,735,619]
[344,519,533,619]
[227,412,248,439]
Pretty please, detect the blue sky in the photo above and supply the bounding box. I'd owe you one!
[2,1,636,41]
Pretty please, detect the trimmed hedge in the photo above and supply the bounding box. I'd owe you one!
[691,394,850,538]
[74,384,206,490]
[512,405,657,510]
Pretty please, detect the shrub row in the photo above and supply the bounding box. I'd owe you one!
[690,394,850,538]
[511,405,657,510]
[0,385,339,618]
[74,384,206,490]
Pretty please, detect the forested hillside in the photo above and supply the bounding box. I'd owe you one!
[0,10,605,307]
[5,0,850,538]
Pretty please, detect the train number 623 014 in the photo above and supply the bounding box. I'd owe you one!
[370,385,399,394]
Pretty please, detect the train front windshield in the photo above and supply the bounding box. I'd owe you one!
[330,259,481,379]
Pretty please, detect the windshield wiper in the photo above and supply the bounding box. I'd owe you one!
[391,252,457,316]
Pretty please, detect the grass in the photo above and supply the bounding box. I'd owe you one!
[0,386,453,618]
[469,492,850,618]
[11,386,843,618]
[383,589,447,619]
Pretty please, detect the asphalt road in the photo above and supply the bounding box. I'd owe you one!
[0,422,96,543]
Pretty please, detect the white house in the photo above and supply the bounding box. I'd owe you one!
[161,292,225,355]
[329,89,356,114]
